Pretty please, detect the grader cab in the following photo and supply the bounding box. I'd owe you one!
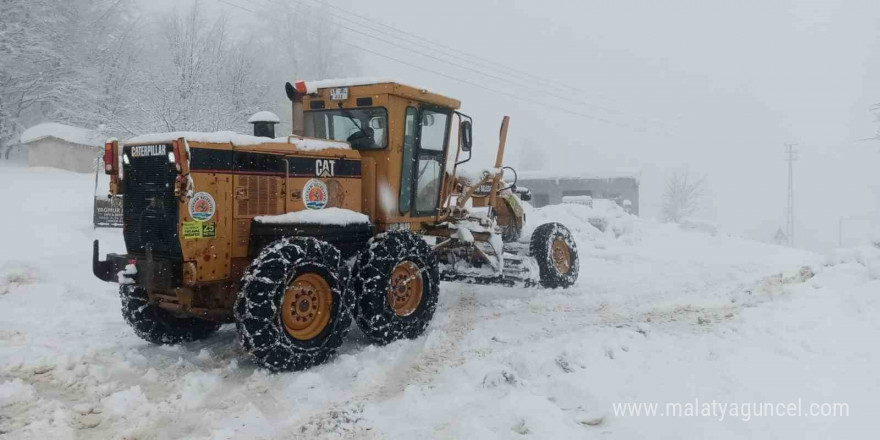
[93,79,579,371]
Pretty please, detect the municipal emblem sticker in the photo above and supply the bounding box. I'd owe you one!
[188,192,216,221]
[303,179,329,210]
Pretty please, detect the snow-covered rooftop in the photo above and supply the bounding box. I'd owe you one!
[247,111,281,124]
[19,122,105,147]
[125,131,349,152]
[517,168,642,183]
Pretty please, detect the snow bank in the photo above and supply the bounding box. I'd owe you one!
[19,122,105,146]
[254,207,370,226]
[523,198,635,243]
[678,217,719,235]
[125,131,349,152]
[827,244,880,279]
[562,195,593,206]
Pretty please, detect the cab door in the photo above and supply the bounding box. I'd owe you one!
[399,106,451,218]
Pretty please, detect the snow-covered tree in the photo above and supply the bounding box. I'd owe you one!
[0,0,360,154]
[0,0,140,155]
[259,2,358,81]
[0,0,72,156]
[660,167,707,222]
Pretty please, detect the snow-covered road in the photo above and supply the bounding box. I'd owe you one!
[1,164,878,439]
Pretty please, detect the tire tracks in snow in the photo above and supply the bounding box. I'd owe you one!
[373,288,477,399]
[285,287,478,437]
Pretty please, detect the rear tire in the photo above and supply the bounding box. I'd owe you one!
[120,285,220,345]
[234,237,350,372]
[530,223,579,288]
[348,231,440,344]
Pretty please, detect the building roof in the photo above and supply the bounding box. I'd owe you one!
[20,123,105,147]
[517,168,642,184]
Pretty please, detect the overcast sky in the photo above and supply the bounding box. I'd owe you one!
[141,0,880,251]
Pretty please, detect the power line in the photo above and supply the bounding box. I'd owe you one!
[282,0,664,130]
[217,0,256,14]
[222,0,663,135]
[308,0,623,105]
[223,0,668,136]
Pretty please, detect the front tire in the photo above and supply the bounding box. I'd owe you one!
[234,237,350,372]
[120,285,220,345]
[348,231,440,344]
[530,223,579,288]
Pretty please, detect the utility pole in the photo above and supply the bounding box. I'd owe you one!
[785,144,798,247]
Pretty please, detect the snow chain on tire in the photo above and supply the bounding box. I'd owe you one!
[120,284,220,345]
[348,231,440,344]
[234,236,350,372]
[530,222,579,288]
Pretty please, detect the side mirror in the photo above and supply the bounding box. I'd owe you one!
[421,113,435,126]
[369,117,386,130]
[285,82,297,101]
[460,120,473,152]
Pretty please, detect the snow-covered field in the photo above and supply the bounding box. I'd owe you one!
[1,163,878,439]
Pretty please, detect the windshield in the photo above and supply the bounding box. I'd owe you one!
[303,107,387,150]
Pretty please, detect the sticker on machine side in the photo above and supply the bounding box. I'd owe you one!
[303,179,329,209]
[183,221,216,239]
[188,192,216,221]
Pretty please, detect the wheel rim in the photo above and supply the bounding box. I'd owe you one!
[387,261,423,317]
[281,273,332,340]
[551,238,572,275]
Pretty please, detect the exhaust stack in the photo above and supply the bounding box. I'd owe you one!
[248,111,281,138]
[285,81,307,136]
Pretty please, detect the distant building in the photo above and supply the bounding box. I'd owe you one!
[19,122,105,173]
[517,170,640,215]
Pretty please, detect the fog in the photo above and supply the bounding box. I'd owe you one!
[94,0,880,249]
[3,2,880,436]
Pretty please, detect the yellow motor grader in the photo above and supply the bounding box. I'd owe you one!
[93,79,579,371]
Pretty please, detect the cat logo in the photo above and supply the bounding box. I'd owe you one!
[315,159,336,177]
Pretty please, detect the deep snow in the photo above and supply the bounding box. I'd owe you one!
[1,163,878,439]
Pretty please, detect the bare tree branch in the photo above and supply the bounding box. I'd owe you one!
[661,167,707,222]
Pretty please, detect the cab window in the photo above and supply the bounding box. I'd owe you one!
[303,107,387,150]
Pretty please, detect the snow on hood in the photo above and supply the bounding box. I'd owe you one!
[254,208,370,226]
[125,131,349,151]
[19,122,105,147]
